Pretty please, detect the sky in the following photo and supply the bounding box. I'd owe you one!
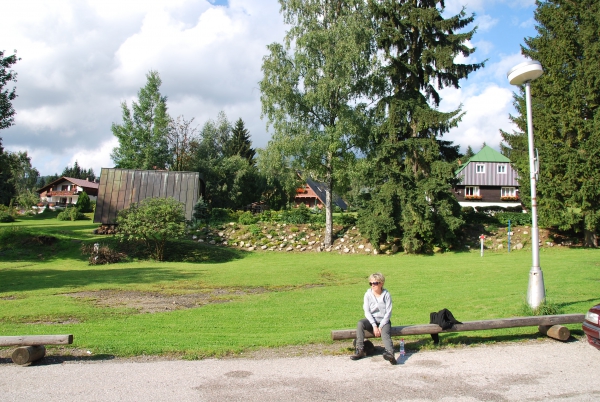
[1,0,538,177]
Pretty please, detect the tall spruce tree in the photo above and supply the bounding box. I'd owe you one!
[226,118,256,165]
[502,0,600,247]
[260,0,376,247]
[358,0,483,253]
[111,70,170,170]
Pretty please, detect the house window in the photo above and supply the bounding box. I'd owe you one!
[501,187,517,197]
[465,186,480,196]
[476,164,485,173]
[497,165,506,174]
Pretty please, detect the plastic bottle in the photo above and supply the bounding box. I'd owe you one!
[399,339,405,363]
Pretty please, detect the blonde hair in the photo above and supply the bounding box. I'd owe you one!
[369,273,385,284]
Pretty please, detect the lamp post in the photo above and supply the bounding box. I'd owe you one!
[507,60,545,309]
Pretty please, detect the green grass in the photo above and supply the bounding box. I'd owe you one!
[1,214,599,358]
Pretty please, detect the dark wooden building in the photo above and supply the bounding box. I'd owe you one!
[93,168,205,225]
[454,145,521,208]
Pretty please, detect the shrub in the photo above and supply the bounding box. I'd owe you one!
[193,197,209,224]
[248,224,262,236]
[57,206,85,221]
[334,213,357,226]
[0,211,15,222]
[496,212,532,226]
[279,204,312,224]
[75,191,93,213]
[81,243,126,265]
[239,211,258,225]
[117,197,186,261]
[210,208,235,225]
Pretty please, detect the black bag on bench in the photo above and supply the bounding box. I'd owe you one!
[429,308,461,345]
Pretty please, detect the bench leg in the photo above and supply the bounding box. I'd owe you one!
[12,345,46,365]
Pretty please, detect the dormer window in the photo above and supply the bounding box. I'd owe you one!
[476,164,485,174]
[497,165,506,174]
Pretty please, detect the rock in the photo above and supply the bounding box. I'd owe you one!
[497,244,503,249]
[340,238,345,243]
[515,243,524,250]
[358,244,365,249]
[316,247,322,252]
[286,247,293,252]
[218,232,224,237]
[240,241,245,247]
[267,234,272,239]
[300,247,306,252]
[192,235,197,240]
[373,249,378,255]
[365,248,371,253]
[247,247,255,251]
[209,240,216,245]
[343,248,350,253]
[523,231,529,235]
[198,239,204,243]
[391,244,399,253]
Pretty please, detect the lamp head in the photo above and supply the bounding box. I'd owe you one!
[507,60,543,86]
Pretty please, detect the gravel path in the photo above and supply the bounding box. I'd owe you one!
[1,338,599,401]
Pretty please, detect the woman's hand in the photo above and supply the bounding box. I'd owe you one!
[373,326,381,337]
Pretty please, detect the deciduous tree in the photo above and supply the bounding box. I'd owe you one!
[117,197,186,261]
[0,50,19,130]
[260,0,376,246]
[111,70,170,170]
[502,0,600,247]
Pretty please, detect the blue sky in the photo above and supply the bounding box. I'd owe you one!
[2,0,538,176]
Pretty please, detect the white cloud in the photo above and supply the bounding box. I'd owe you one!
[474,15,498,32]
[2,0,285,176]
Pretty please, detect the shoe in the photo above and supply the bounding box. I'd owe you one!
[383,352,396,365]
[350,348,366,360]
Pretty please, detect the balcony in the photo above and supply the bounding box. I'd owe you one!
[501,196,519,201]
[46,190,78,196]
[464,195,482,200]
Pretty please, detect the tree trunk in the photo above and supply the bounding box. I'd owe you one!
[584,229,597,247]
[324,155,333,247]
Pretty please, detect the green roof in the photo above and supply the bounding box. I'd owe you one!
[467,145,511,163]
[455,145,511,175]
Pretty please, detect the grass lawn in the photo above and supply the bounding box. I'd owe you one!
[1,214,599,358]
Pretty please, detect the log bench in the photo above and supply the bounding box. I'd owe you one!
[0,335,74,365]
[331,314,585,342]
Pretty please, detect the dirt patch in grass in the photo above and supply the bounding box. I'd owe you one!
[64,288,269,313]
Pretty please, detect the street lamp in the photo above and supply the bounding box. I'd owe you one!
[507,60,545,309]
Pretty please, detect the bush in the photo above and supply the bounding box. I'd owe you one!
[117,197,186,261]
[210,208,235,225]
[239,211,258,225]
[334,213,357,226]
[0,211,15,222]
[57,206,85,221]
[496,212,532,226]
[81,243,126,265]
[279,204,312,224]
[75,191,93,213]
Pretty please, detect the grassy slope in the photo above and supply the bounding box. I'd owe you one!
[1,215,599,358]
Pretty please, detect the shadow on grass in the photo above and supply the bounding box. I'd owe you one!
[0,267,205,293]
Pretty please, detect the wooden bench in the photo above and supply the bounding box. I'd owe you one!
[0,335,74,365]
[331,314,584,342]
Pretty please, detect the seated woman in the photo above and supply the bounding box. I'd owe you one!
[350,272,396,365]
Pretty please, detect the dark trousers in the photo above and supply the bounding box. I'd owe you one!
[355,318,394,354]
